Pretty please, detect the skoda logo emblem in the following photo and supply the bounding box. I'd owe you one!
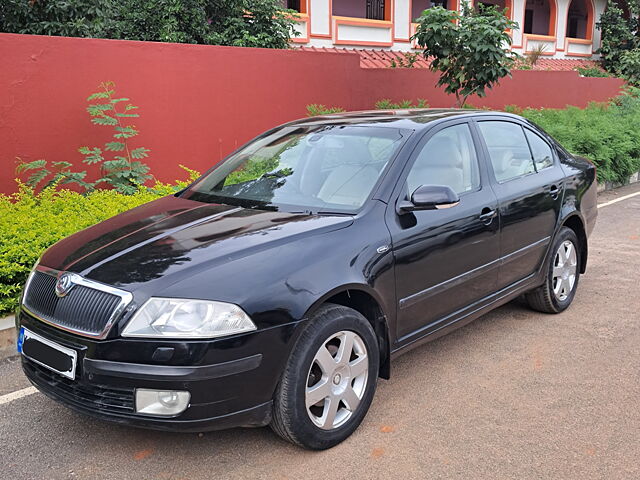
[55,273,76,298]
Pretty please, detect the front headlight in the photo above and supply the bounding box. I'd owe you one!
[121,298,256,339]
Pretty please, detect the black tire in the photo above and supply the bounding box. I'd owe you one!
[525,227,581,313]
[270,303,379,450]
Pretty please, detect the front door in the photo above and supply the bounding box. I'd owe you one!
[386,121,501,341]
[475,119,565,289]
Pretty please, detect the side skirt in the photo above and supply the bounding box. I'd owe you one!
[390,273,539,360]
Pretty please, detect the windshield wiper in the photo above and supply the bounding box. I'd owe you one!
[314,211,354,216]
[285,209,352,216]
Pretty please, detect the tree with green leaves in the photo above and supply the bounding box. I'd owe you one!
[0,0,114,37]
[596,0,640,85]
[412,4,518,107]
[1,0,298,49]
[107,0,210,44]
[597,0,638,72]
[204,0,299,49]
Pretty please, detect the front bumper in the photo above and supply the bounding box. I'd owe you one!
[18,310,299,432]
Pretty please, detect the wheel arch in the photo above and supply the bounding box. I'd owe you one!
[560,213,588,273]
[305,285,391,380]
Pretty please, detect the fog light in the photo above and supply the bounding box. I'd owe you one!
[135,389,190,416]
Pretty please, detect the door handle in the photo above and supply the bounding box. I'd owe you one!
[479,207,497,224]
[548,184,560,199]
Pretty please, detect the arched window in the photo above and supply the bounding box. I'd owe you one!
[524,0,556,36]
[566,0,594,40]
[412,0,459,22]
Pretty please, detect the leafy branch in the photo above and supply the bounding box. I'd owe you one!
[17,81,151,194]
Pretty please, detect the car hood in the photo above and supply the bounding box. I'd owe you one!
[40,195,353,291]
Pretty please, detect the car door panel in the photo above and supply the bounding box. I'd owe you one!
[475,119,565,289]
[385,121,500,341]
[390,190,500,340]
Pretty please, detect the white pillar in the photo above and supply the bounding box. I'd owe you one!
[556,0,570,54]
[592,0,606,53]
[309,0,331,38]
[511,0,525,50]
[394,0,411,42]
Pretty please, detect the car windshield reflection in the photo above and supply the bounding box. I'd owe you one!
[182,125,408,214]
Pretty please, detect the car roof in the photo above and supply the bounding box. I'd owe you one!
[290,108,521,130]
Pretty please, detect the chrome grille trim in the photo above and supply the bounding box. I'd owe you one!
[22,265,133,340]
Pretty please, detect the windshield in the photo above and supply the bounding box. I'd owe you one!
[181,125,408,214]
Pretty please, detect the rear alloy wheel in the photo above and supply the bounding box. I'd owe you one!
[526,226,581,313]
[552,240,578,302]
[271,304,379,450]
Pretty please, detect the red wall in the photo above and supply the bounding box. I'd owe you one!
[0,33,625,194]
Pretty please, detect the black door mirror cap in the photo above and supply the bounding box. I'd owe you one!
[397,184,460,214]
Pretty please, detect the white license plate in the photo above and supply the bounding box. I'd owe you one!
[18,327,77,380]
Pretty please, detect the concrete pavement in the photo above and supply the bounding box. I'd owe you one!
[1,183,638,480]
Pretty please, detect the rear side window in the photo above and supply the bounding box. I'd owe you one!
[478,121,536,183]
[524,129,554,170]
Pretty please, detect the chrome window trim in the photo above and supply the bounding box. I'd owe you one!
[22,265,133,340]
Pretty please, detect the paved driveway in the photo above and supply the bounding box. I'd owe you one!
[1,184,639,480]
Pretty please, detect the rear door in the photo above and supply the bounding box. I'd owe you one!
[474,119,565,289]
[386,120,500,341]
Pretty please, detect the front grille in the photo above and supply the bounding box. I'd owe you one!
[23,358,135,414]
[23,271,122,336]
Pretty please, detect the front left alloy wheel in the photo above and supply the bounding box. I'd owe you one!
[271,304,379,450]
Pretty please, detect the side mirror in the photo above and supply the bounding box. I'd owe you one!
[397,185,460,213]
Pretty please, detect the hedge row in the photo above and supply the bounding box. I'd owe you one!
[0,178,194,316]
[517,87,640,184]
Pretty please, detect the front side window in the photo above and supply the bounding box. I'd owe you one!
[406,124,480,195]
[478,121,536,183]
[525,129,554,170]
[182,125,407,213]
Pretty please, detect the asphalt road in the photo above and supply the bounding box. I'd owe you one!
[1,184,639,480]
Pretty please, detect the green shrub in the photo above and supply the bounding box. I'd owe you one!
[306,104,346,116]
[525,44,548,68]
[521,92,640,183]
[375,99,429,109]
[576,66,611,78]
[503,104,523,114]
[617,49,640,85]
[389,52,420,69]
[0,170,199,316]
[307,100,429,115]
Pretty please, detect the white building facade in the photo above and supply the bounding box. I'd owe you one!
[285,0,606,59]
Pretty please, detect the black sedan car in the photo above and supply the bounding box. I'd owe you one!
[17,109,597,449]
